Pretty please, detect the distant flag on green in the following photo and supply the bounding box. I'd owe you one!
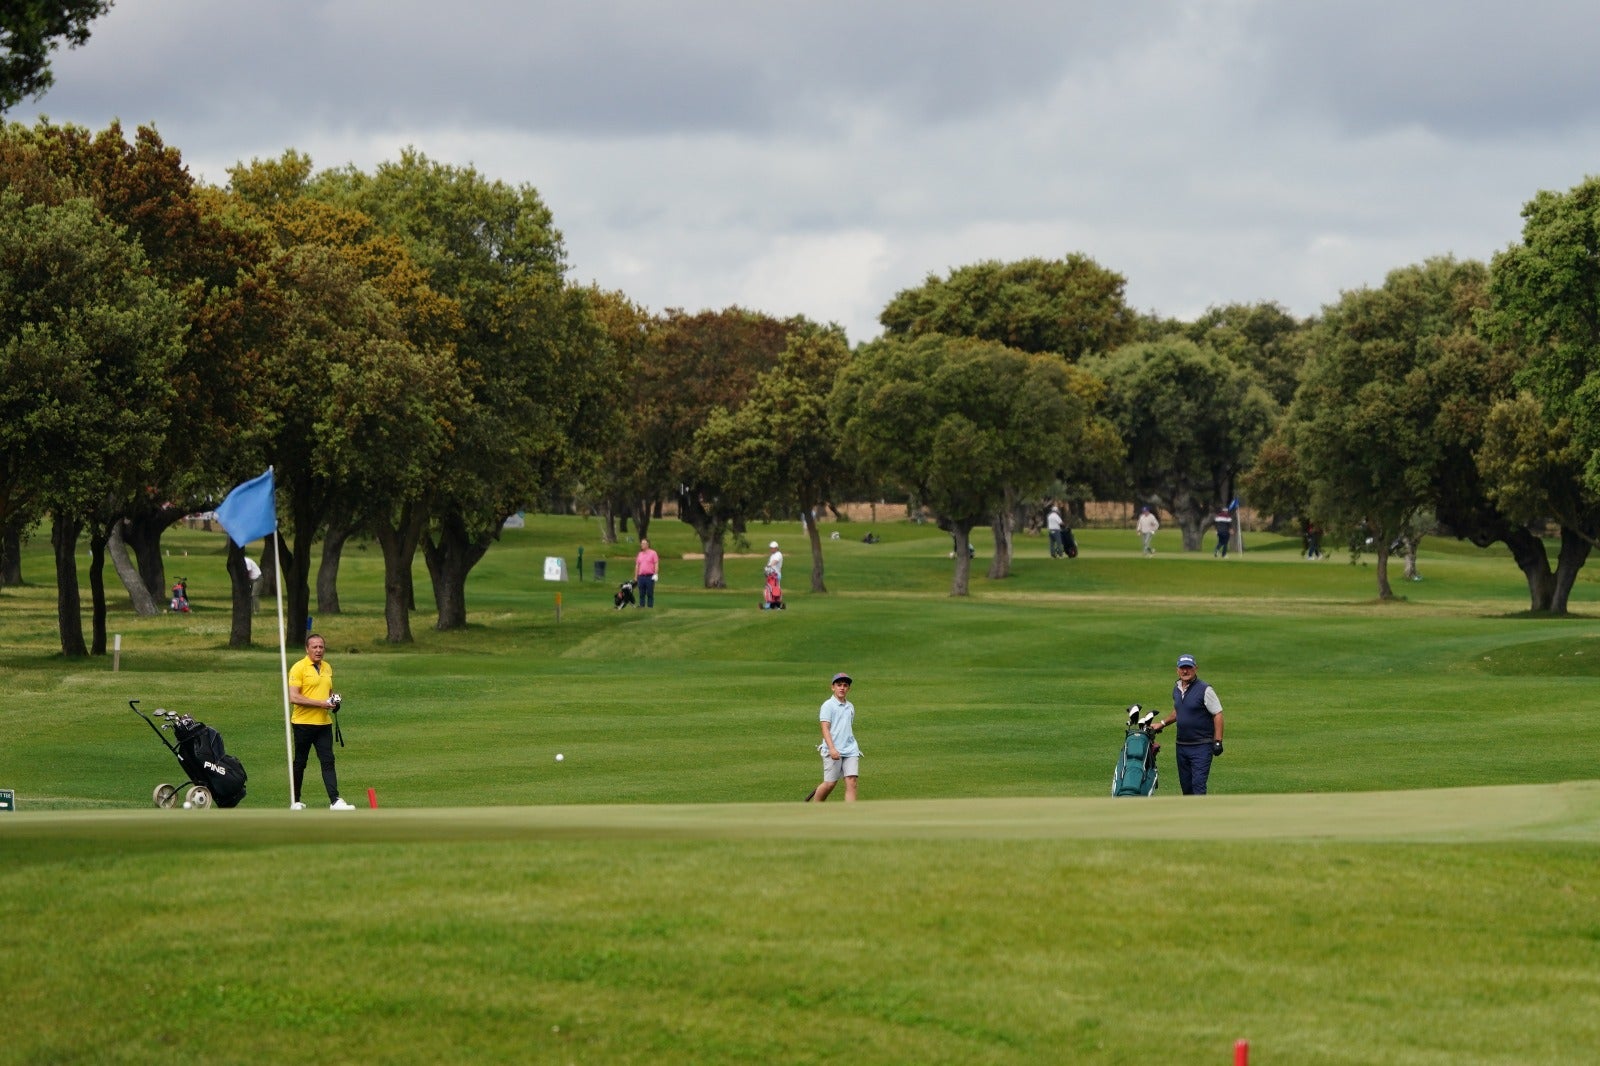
[215,468,277,547]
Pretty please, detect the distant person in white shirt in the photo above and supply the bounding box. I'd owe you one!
[1136,507,1160,556]
[1046,505,1065,558]
[765,540,783,580]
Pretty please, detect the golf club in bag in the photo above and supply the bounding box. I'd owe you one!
[1112,703,1160,797]
[130,699,248,808]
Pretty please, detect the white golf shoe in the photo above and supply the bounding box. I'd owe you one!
[329,798,356,810]
[290,802,306,810]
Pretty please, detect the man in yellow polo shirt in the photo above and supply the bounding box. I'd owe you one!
[288,633,354,810]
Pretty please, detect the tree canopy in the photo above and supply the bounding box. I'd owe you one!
[1085,336,1276,550]
[879,255,1135,361]
[832,333,1113,595]
[0,1,112,112]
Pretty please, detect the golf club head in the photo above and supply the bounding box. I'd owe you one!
[1138,710,1157,729]
[1126,704,1141,726]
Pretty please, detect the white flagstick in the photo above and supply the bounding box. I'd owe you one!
[270,492,295,807]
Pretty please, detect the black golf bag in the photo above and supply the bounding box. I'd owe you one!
[131,699,247,808]
[177,719,248,807]
[614,580,636,609]
[1062,528,1078,559]
[1112,725,1159,797]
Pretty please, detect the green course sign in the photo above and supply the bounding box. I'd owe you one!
[0,789,13,812]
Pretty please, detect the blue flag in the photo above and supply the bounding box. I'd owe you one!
[216,469,278,547]
[1228,497,1239,511]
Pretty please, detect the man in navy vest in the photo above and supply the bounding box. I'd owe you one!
[1152,653,1225,794]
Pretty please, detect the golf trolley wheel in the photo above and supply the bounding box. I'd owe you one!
[186,785,213,809]
[153,783,178,808]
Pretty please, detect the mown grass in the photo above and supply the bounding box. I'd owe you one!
[3,516,1600,1063]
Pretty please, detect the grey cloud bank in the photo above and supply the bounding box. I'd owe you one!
[23,0,1600,343]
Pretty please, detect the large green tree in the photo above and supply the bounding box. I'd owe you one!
[315,151,612,629]
[636,307,796,588]
[1280,258,1485,599]
[0,1,111,112]
[1185,301,1308,407]
[1474,392,1598,613]
[1084,337,1276,550]
[219,169,465,644]
[1,121,275,623]
[690,325,854,593]
[832,333,1112,595]
[1490,175,1600,490]
[0,192,183,654]
[879,255,1135,361]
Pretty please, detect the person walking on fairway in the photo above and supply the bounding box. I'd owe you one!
[765,540,783,580]
[1213,509,1234,557]
[806,672,862,802]
[1046,505,1065,558]
[1136,506,1159,555]
[634,537,660,608]
[1152,653,1224,795]
[288,633,354,810]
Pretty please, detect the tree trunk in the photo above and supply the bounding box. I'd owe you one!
[124,506,182,603]
[108,519,160,616]
[317,520,351,615]
[1,523,22,585]
[285,526,313,644]
[1374,542,1395,600]
[1171,490,1207,550]
[1400,536,1421,582]
[226,540,255,648]
[601,501,617,545]
[260,538,280,612]
[949,522,975,596]
[693,522,727,588]
[423,511,494,630]
[678,491,727,588]
[373,502,429,644]
[52,512,87,657]
[1489,526,1554,611]
[987,493,1016,579]
[88,523,109,656]
[803,505,827,594]
[633,496,654,542]
[1550,527,1593,615]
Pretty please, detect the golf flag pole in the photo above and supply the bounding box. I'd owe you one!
[273,528,293,809]
[1230,496,1244,554]
[216,467,294,808]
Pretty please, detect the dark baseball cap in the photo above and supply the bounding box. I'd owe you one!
[831,672,853,685]
[1176,654,1196,668]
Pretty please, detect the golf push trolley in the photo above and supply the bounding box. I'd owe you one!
[1112,703,1160,797]
[130,699,248,809]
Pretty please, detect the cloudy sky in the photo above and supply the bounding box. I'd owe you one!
[20,0,1600,342]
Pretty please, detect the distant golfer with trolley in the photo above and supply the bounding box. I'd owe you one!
[288,633,354,810]
[1151,653,1225,795]
[805,672,862,802]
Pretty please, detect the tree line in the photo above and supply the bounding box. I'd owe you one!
[4,119,1599,658]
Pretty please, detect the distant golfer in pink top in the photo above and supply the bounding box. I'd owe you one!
[634,538,660,608]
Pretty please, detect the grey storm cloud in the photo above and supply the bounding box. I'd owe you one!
[20,0,1600,342]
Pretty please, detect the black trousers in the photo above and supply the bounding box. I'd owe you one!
[292,723,340,803]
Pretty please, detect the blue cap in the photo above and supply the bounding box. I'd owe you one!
[1176,654,1196,668]
[832,672,853,685]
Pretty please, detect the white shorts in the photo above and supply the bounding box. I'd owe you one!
[821,753,860,781]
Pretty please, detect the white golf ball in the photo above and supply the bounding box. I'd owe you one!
[182,801,192,809]
[555,753,564,762]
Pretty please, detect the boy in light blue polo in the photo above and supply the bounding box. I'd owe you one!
[805,672,862,802]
